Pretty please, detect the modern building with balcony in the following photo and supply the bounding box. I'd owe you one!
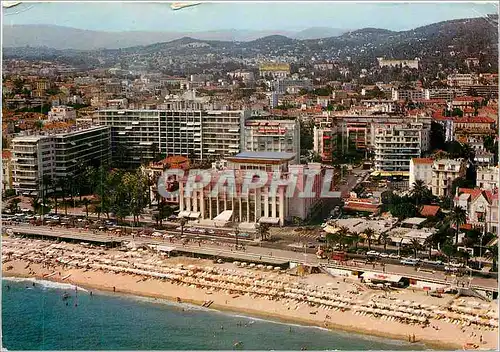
[373,122,430,173]
[11,126,111,196]
[96,108,249,166]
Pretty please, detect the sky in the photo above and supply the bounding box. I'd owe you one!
[2,1,498,32]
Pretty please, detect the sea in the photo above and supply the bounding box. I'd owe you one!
[2,278,428,350]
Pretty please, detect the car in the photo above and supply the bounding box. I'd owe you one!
[388,253,400,259]
[366,250,380,257]
[379,253,389,258]
[317,236,326,243]
[400,258,419,266]
[307,242,316,248]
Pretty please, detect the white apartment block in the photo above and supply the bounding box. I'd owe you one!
[391,89,425,101]
[409,158,433,189]
[11,126,111,195]
[447,73,479,87]
[243,119,300,164]
[373,123,430,172]
[431,159,466,197]
[48,105,77,121]
[377,58,419,69]
[476,166,499,191]
[96,108,250,166]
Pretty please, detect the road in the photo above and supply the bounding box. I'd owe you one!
[7,225,498,292]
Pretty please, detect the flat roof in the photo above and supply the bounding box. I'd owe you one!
[229,151,296,161]
[402,217,427,225]
[174,246,289,266]
[11,228,121,245]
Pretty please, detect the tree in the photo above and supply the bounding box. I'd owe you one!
[448,206,467,245]
[364,228,375,250]
[409,238,421,258]
[179,217,187,238]
[258,223,271,241]
[410,180,433,206]
[389,202,417,220]
[82,198,91,218]
[350,232,362,250]
[379,233,391,252]
[326,232,340,251]
[30,197,42,215]
[7,197,21,214]
[337,226,350,250]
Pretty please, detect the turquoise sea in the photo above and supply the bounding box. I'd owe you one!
[2,278,428,350]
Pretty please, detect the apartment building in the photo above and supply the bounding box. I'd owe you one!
[476,166,499,191]
[11,135,56,195]
[52,126,111,179]
[373,123,430,172]
[409,158,433,189]
[425,88,466,100]
[377,58,419,69]
[313,124,337,163]
[48,105,76,121]
[96,108,250,166]
[178,152,324,227]
[391,89,425,101]
[259,63,290,78]
[11,126,111,195]
[447,73,478,87]
[243,119,300,164]
[431,159,466,197]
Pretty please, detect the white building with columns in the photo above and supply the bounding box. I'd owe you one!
[177,152,325,227]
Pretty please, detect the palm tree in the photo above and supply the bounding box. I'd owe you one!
[51,178,59,214]
[82,198,91,218]
[448,206,467,245]
[7,197,21,214]
[410,238,421,258]
[379,233,391,252]
[337,226,350,251]
[424,234,435,259]
[179,217,187,238]
[326,232,340,251]
[350,231,361,250]
[30,197,41,215]
[410,179,430,205]
[258,223,270,241]
[364,228,376,250]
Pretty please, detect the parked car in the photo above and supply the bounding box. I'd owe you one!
[400,258,419,266]
[307,242,316,248]
[388,253,400,259]
[366,250,380,257]
[379,253,389,258]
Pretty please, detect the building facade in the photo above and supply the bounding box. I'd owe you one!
[409,158,433,189]
[373,122,430,172]
[96,108,250,166]
[177,152,324,227]
[243,119,300,164]
[476,166,499,191]
[11,126,111,195]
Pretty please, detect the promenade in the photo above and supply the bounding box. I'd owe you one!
[7,224,498,292]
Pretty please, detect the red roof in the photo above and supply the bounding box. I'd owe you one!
[458,188,483,201]
[460,224,473,230]
[419,205,440,217]
[453,96,484,102]
[454,116,496,124]
[412,158,434,165]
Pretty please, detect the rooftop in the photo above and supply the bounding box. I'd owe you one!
[230,151,296,162]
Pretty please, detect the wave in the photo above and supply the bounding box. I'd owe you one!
[3,277,88,292]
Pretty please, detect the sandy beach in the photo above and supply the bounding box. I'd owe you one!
[2,236,498,350]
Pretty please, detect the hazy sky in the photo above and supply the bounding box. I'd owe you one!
[3,1,498,32]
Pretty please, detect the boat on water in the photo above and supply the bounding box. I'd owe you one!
[170,2,202,10]
[62,293,71,300]
[2,2,22,8]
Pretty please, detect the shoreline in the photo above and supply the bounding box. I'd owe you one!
[3,270,459,350]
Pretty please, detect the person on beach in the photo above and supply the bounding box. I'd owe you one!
[113,286,116,292]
